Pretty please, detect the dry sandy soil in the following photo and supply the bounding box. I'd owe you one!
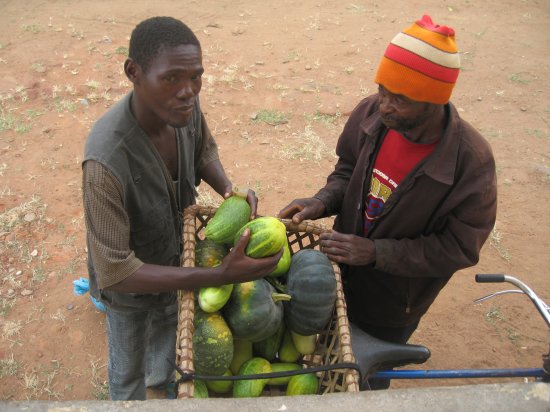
[0,0,549,402]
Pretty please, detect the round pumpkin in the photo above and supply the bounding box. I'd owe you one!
[195,238,229,268]
[284,249,337,335]
[222,278,290,342]
[253,321,285,361]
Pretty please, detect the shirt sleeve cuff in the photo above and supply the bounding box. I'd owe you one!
[97,256,145,290]
[198,149,220,170]
[372,239,391,272]
[313,190,335,216]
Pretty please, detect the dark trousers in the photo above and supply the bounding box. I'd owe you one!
[106,303,178,400]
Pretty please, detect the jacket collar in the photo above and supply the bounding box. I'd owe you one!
[360,99,461,186]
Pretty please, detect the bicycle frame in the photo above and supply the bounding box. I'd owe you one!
[371,274,550,381]
[372,368,545,380]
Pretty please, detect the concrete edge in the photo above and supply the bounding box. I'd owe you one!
[1,382,549,412]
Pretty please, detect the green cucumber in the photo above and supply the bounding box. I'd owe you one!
[286,372,319,396]
[233,357,272,398]
[193,379,209,398]
[230,338,253,375]
[205,196,251,244]
[290,331,317,355]
[198,283,234,313]
[205,369,233,394]
[267,362,302,386]
[278,329,301,363]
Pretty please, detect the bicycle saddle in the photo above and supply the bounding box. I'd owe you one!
[350,322,431,379]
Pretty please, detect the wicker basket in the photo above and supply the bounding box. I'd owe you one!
[175,204,359,398]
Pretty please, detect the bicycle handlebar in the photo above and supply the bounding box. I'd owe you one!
[476,273,550,329]
[475,274,505,283]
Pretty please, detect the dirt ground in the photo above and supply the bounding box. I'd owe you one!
[0,0,549,402]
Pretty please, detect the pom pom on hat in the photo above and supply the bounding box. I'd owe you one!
[374,15,460,104]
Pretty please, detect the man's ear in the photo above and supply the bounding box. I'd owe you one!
[124,58,141,85]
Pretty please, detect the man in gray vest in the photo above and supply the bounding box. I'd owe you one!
[82,17,281,400]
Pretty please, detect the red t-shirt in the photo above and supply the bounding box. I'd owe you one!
[364,130,437,235]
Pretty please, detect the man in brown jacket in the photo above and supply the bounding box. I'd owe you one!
[279,15,497,389]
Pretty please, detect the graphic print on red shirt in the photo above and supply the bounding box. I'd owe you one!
[364,129,437,235]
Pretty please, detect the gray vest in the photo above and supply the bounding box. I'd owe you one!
[84,92,203,311]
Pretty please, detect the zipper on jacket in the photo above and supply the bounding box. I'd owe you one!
[405,278,411,314]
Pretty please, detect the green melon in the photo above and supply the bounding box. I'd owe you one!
[230,338,253,375]
[205,369,233,394]
[286,372,319,396]
[268,242,291,277]
[193,380,209,398]
[233,357,272,398]
[205,196,251,245]
[192,308,234,376]
[233,216,287,258]
[267,362,303,386]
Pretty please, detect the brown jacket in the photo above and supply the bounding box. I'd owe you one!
[314,94,497,327]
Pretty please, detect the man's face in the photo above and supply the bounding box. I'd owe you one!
[377,85,434,133]
[135,44,204,128]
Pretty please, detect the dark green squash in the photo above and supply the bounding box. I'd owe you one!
[284,249,337,335]
[223,278,290,342]
[195,238,229,268]
[253,321,285,361]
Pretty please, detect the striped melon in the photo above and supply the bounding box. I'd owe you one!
[205,196,251,245]
[233,216,287,258]
[192,308,234,376]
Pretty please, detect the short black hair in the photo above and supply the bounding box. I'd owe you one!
[128,16,201,72]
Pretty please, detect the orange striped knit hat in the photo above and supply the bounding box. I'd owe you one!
[374,15,460,104]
